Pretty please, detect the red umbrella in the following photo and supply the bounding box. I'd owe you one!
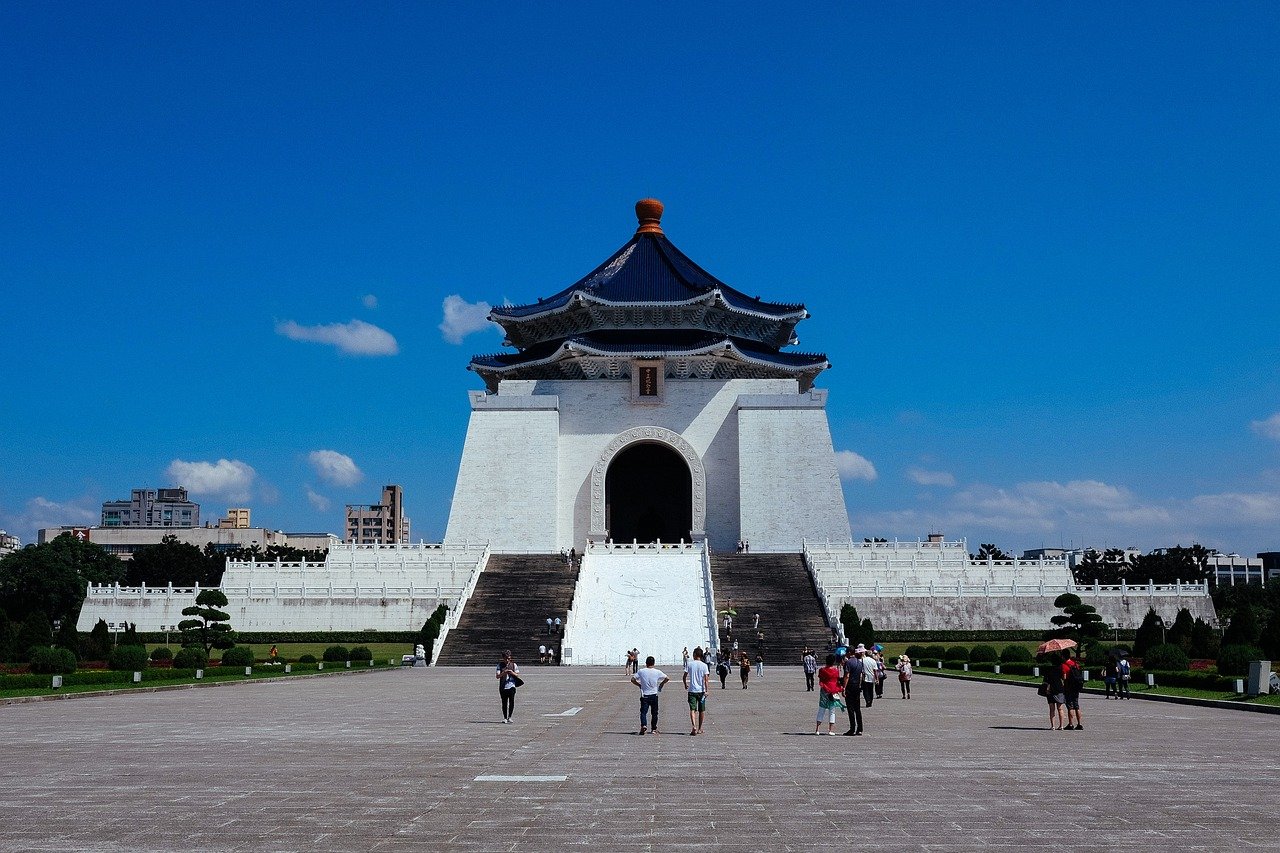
[1036,638,1078,654]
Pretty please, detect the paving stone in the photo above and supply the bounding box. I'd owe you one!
[1,667,1276,851]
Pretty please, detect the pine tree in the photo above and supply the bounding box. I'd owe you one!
[1167,608,1195,652]
[839,604,861,647]
[1223,605,1261,648]
[13,612,53,662]
[1133,608,1163,656]
[859,617,876,647]
[179,589,235,652]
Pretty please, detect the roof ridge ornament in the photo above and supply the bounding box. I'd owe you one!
[635,198,664,235]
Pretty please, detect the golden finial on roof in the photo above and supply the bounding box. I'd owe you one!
[635,198,664,235]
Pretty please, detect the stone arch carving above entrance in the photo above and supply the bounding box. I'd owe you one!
[590,427,706,541]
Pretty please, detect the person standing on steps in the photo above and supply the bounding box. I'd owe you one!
[803,648,817,692]
[496,650,521,723]
[683,646,710,735]
[632,655,669,735]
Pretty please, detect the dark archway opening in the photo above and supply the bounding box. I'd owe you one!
[605,442,693,543]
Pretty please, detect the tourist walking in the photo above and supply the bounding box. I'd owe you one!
[896,654,912,699]
[631,648,640,674]
[632,655,670,735]
[803,648,817,692]
[755,652,764,679]
[716,651,730,689]
[1041,655,1065,730]
[496,650,522,723]
[1061,650,1085,730]
[682,646,690,667]
[1117,655,1131,699]
[684,646,710,735]
[1103,657,1118,698]
[738,652,751,689]
[873,650,886,699]
[814,654,845,735]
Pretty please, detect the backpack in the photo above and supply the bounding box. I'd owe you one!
[1066,661,1084,688]
[1117,659,1131,680]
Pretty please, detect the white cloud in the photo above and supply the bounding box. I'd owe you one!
[0,496,99,541]
[1251,413,1280,441]
[166,459,257,502]
[275,318,399,356]
[308,450,363,487]
[439,294,498,345]
[835,450,877,481]
[306,488,331,512]
[361,294,378,309]
[908,467,956,488]
[1189,492,1280,525]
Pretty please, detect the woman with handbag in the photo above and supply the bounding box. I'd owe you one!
[496,650,522,723]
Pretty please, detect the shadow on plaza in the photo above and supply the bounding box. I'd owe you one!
[989,725,1052,731]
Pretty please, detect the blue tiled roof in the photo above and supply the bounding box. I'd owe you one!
[492,233,805,320]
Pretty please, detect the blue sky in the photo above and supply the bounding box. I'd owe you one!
[2,4,1278,556]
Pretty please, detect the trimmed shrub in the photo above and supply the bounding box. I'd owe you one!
[29,646,78,674]
[1216,644,1265,677]
[942,659,968,670]
[945,646,970,662]
[1000,662,1036,675]
[149,647,174,662]
[299,654,318,664]
[108,644,150,671]
[1000,645,1033,663]
[968,661,997,673]
[322,645,350,662]
[221,646,255,666]
[1142,643,1190,672]
[349,646,372,661]
[969,645,998,663]
[904,645,929,662]
[172,646,209,669]
[923,645,948,661]
[1141,669,1236,691]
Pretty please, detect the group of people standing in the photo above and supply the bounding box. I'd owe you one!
[811,644,912,735]
[630,646,713,735]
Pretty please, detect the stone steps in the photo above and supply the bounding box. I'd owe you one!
[708,553,833,666]
[435,555,576,666]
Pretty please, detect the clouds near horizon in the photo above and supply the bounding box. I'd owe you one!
[835,450,877,481]
[165,459,257,502]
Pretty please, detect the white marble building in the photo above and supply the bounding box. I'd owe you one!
[445,199,852,553]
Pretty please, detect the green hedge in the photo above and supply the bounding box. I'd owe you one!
[0,660,394,691]
[1139,669,1237,691]
[136,631,422,645]
[1000,662,1037,675]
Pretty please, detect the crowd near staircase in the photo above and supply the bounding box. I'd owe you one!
[435,555,577,666]
[709,553,833,665]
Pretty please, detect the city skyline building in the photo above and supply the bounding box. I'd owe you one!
[345,485,411,544]
[101,488,200,529]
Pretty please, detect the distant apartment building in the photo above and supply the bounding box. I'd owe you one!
[101,488,200,528]
[218,508,251,529]
[1208,554,1266,586]
[0,530,20,556]
[345,485,410,544]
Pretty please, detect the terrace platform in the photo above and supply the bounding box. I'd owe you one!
[1,666,1275,851]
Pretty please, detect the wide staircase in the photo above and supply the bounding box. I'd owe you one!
[709,553,833,666]
[435,555,578,666]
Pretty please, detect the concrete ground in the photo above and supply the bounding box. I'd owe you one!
[1,666,1277,852]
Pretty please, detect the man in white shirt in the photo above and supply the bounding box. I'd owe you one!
[683,646,711,736]
[631,655,670,735]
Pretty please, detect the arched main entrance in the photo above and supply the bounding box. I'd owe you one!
[605,442,693,543]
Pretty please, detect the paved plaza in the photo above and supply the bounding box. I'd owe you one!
[2,666,1277,852]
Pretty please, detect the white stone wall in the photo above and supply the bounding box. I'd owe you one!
[444,377,853,553]
[444,391,561,551]
[841,593,1217,632]
[738,391,853,552]
[77,592,452,633]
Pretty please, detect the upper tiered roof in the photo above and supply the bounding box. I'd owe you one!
[470,200,829,391]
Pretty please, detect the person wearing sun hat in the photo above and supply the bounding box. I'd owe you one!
[896,654,913,699]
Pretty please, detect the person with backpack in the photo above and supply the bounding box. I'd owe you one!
[1116,655,1132,699]
[1040,655,1066,730]
[1061,650,1085,730]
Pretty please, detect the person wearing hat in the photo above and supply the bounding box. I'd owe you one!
[896,654,913,699]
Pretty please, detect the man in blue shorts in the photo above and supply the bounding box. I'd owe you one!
[683,646,710,735]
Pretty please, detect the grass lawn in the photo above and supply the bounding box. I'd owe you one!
[916,667,1280,707]
[1,661,394,700]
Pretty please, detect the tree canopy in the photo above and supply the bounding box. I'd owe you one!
[179,589,235,652]
[0,534,124,625]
